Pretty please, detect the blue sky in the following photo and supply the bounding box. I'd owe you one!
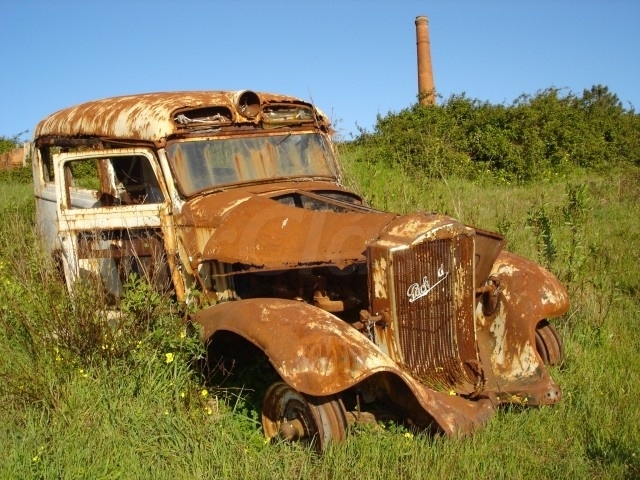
[1,0,638,140]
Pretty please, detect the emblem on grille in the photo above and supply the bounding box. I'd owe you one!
[407,265,449,303]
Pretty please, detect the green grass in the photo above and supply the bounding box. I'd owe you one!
[1,162,639,479]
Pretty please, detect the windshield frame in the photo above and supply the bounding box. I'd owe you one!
[165,130,340,197]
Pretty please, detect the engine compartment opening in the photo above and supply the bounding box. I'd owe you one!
[228,264,368,323]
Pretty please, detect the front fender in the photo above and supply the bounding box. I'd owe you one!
[191,298,400,397]
[476,251,569,404]
[489,251,570,323]
[191,298,495,436]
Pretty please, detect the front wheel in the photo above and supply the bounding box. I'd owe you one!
[535,320,564,366]
[261,381,347,452]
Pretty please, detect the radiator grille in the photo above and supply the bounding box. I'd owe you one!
[391,234,480,392]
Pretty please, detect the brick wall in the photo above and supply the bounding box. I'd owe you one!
[0,143,28,170]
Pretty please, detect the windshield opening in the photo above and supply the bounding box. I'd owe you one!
[166,132,338,196]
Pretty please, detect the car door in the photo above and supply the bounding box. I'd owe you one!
[54,148,172,298]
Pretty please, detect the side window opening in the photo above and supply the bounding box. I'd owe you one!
[41,146,56,182]
[63,158,103,208]
[64,155,164,209]
[111,156,164,204]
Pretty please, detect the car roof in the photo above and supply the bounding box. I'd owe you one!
[34,90,329,143]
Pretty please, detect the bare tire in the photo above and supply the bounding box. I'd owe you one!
[535,320,564,366]
[261,381,347,452]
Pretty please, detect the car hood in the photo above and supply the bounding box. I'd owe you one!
[190,193,397,270]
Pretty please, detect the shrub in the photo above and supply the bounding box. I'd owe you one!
[344,85,640,183]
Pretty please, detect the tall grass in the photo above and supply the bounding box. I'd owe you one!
[1,161,639,479]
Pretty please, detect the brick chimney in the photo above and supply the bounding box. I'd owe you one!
[415,16,435,105]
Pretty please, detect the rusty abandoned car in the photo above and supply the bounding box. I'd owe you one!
[32,90,569,451]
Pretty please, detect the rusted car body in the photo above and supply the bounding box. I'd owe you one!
[32,90,568,450]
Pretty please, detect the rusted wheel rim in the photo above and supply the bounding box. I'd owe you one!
[261,381,347,452]
[535,320,564,366]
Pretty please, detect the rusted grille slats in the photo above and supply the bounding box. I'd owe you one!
[392,235,479,392]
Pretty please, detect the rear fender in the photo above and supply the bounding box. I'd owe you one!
[476,251,569,404]
[191,298,495,436]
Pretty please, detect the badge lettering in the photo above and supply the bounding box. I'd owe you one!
[407,265,449,303]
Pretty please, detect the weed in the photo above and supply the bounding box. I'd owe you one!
[526,199,557,270]
[561,182,589,284]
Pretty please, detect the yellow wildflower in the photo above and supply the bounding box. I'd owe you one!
[200,389,208,397]
[165,352,175,364]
